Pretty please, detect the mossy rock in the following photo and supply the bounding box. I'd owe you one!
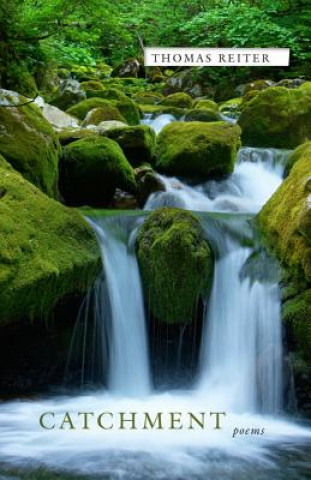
[0,156,100,324]
[0,89,60,197]
[184,108,221,122]
[57,129,98,146]
[155,121,241,179]
[238,86,311,148]
[115,100,141,125]
[258,142,311,284]
[68,97,140,125]
[193,99,219,111]
[243,79,275,95]
[219,98,243,119]
[66,98,113,120]
[136,207,213,324]
[258,140,311,363]
[86,87,129,102]
[101,125,156,166]
[69,65,98,81]
[283,290,311,361]
[50,79,86,111]
[160,92,193,109]
[135,166,165,206]
[286,142,311,174]
[133,91,164,105]
[82,106,126,126]
[60,137,137,206]
[139,104,186,119]
[80,80,105,92]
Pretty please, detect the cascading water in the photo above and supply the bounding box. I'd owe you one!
[141,113,177,133]
[1,143,311,479]
[85,216,151,396]
[145,147,289,414]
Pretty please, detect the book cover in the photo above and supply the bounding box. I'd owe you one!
[0,1,311,479]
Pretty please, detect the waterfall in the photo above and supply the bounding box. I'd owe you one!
[141,113,176,134]
[145,147,290,413]
[87,216,151,396]
[197,218,282,414]
[1,147,310,478]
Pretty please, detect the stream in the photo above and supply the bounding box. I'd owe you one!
[0,115,310,479]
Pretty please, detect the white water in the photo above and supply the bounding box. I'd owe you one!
[141,113,176,134]
[1,146,311,479]
[145,147,289,214]
[87,217,151,396]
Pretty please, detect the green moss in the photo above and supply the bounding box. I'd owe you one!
[60,136,137,206]
[58,129,98,146]
[283,290,311,361]
[68,65,98,81]
[68,97,141,125]
[66,98,113,120]
[139,104,186,118]
[87,87,129,102]
[286,141,311,174]
[219,97,243,119]
[0,89,60,197]
[160,92,193,109]
[184,108,221,122]
[155,121,241,179]
[193,99,219,111]
[0,156,100,324]
[82,106,126,126]
[238,86,311,148]
[4,63,38,98]
[115,100,141,125]
[137,207,213,324]
[133,91,164,105]
[80,80,104,91]
[102,125,156,166]
[258,142,311,284]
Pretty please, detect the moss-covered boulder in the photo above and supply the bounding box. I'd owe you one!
[258,142,311,360]
[258,142,311,285]
[133,91,164,105]
[81,80,105,92]
[160,92,193,109]
[101,125,156,166]
[135,166,165,206]
[86,87,129,102]
[139,104,186,119]
[0,89,60,197]
[137,207,213,324]
[82,106,126,126]
[193,99,219,111]
[155,121,241,179]
[66,98,114,120]
[285,141,311,174]
[238,86,311,148]
[60,137,137,206]
[184,108,221,122]
[0,156,100,324]
[115,100,141,125]
[67,97,140,125]
[58,129,98,146]
[282,290,311,360]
